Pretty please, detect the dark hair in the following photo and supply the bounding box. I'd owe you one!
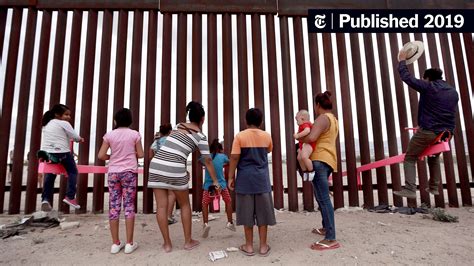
[209,138,223,159]
[315,91,333,110]
[159,123,172,136]
[423,68,443,81]
[42,104,70,127]
[114,108,133,129]
[246,108,263,127]
[186,101,205,123]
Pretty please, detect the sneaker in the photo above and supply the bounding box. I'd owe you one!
[202,223,211,238]
[168,217,177,225]
[307,171,315,182]
[124,242,138,254]
[63,197,80,209]
[226,222,236,232]
[110,242,125,254]
[41,201,52,212]
[393,188,416,199]
[425,187,440,196]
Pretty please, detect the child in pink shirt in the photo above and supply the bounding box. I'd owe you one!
[98,108,144,254]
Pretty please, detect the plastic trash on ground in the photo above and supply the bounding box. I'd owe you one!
[208,250,228,262]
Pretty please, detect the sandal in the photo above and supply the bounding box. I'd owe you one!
[259,245,271,257]
[310,241,340,251]
[239,245,255,256]
[311,228,326,236]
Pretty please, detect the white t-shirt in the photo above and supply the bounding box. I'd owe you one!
[41,119,81,153]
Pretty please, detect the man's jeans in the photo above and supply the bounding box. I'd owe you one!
[41,152,78,202]
[404,129,440,192]
[311,160,335,240]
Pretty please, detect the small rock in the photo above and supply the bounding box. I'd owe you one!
[75,233,82,237]
[11,235,26,240]
[377,221,389,226]
[60,221,80,230]
[226,247,239,252]
[468,208,474,213]
[32,238,44,244]
[94,225,99,231]
[391,251,395,256]
[32,211,48,220]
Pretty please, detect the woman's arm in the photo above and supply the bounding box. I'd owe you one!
[97,141,110,161]
[203,156,220,190]
[298,114,330,143]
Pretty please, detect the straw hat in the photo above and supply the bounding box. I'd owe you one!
[399,40,424,64]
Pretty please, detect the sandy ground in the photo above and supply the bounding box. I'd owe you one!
[1,202,474,265]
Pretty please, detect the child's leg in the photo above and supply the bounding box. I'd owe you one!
[167,191,176,219]
[201,190,210,224]
[153,188,172,252]
[258,225,270,254]
[297,149,308,172]
[62,152,78,200]
[301,144,314,171]
[244,226,254,251]
[122,172,137,244]
[41,173,56,203]
[173,189,199,250]
[221,189,233,223]
[108,173,122,244]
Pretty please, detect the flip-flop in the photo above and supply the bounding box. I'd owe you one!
[311,228,326,236]
[310,241,340,251]
[239,245,255,256]
[259,245,271,257]
[184,241,200,251]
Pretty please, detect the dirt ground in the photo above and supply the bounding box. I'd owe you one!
[1,203,474,265]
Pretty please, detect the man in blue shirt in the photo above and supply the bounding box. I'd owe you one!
[394,49,459,199]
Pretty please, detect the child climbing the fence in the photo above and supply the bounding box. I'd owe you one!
[39,104,84,212]
[98,108,144,254]
[149,123,178,225]
[294,110,317,181]
[200,139,235,238]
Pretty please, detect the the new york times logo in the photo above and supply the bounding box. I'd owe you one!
[308,9,474,33]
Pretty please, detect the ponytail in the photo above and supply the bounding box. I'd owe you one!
[41,110,55,127]
[315,91,333,110]
[186,101,205,123]
[209,138,222,159]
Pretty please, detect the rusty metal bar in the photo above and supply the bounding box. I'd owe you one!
[237,13,249,131]
[426,33,455,207]
[251,14,265,129]
[412,33,432,206]
[50,10,67,106]
[321,33,343,209]
[451,33,474,194]
[61,9,82,213]
[279,16,298,212]
[376,33,403,207]
[113,10,128,114]
[440,33,472,206]
[265,14,283,209]
[191,13,203,211]
[176,13,187,123]
[0,8,23,214]
[463,33,474,95]
[207,13,218,142]
[362,33,388,205]
[76,10,97,214]
[160,0,277,14]
[308,32,321,106]
[222,13,234,155]
[0,8,7,59]
[350,33,373,208]
[160,13,172,124]
[293,16,313,211]
[36,0,159,10]
[25,10,52,214]
[93,9,113,214]
[130,10,143,131]
[143,10,158,214]
[9,8,37,214]
[335,33,358,207]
